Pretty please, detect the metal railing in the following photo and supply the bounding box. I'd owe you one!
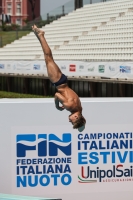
[0,76,133,97]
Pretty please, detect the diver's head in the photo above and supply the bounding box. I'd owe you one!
[69,112,86,132]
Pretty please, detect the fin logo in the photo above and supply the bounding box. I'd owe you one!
[16,133,71,157]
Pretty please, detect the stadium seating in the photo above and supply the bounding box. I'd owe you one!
[0,0,133,61]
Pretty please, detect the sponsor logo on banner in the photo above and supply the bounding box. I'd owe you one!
[79,65,84,70]
[0,64,5,69]
[77,132,133,183]
[109,66,115,72]
[69,65,76,72]
[61,66,66,70]
[98,65,105,73]
[16,64,31,71]
[79,65,84,71]
[120,66,131,73]
[33,64,40,70]
[88,66,95,72]
[15,133,72,187]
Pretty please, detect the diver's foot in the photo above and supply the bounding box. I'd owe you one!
[32,24,45,42]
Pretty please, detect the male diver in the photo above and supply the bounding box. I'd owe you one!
[32,25,86,131]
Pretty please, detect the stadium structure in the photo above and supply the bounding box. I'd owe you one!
[0,0,133,96]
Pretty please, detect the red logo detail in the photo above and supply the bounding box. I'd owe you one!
[116,164,123,168]
[69,65,76,72]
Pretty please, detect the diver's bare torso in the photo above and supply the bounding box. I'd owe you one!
[56,83,82,112]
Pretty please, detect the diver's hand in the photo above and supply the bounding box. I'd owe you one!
[56,106,65,111]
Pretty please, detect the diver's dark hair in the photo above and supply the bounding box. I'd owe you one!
[73,114,86,129]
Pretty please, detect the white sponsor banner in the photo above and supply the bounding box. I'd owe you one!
[0,61,133,79]
[0,99,133,200]
[11,125,133,195]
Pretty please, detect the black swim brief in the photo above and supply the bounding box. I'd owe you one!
[52,74,67,87]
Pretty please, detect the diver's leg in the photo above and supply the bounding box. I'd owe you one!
[32,25,62,83]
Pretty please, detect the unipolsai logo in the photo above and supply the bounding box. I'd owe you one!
[16,133,72,188]
[78,165,133,183]
[120,66,131,73]
[98,65,105,73]
[0,64,5,69]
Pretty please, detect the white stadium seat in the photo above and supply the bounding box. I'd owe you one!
[0,0,133,62]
